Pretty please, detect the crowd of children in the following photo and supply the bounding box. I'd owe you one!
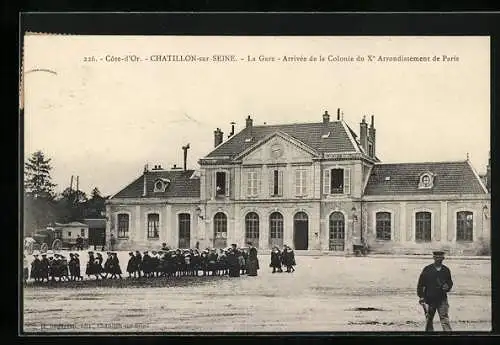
[23,242,261,283]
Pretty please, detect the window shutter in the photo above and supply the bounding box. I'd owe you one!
[323,169,331,195]
[256,171,261,196]
[295,170,301,196]
[212,171,217,198]
[225,171,230,197]
[269,170,274,196]
[278,170,284,196]
[246,171,252,197]
[344,168,351,195]
[303,170,307,196]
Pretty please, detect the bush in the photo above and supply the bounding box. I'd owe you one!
[474,236,491,256]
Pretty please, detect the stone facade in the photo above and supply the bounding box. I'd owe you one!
[106,111,490,255]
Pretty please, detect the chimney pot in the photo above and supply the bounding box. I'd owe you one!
[246,115,253,128]
[337,108,341,120]
[214,128,224,147]
[322,110,330,124]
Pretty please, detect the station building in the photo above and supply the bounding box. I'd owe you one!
[106,109,490,255]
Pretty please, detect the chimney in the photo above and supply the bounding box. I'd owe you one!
[322,110,330,124]
[228,122,235,138]
[337,108,341,121]
[143,168,148,197]
[246,115,253,128]
[214,128,223,147]
[360,115,368,153]
[369,114,376,158]
[182,143,190,171]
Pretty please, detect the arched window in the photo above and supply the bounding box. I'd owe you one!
[329,212,345,251]
[376,212,391,240]
[415,212,431,242]
[213,212,227,248]
[147,213,160,239]
[117,213,129,238]
[245,212,259,247]
[456,211,473,242]
[269,212,284,247]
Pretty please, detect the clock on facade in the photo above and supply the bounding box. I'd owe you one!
[270,143,284,158]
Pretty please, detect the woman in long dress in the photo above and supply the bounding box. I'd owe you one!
[246,242,259,277]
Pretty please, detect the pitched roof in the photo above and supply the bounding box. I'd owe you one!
[82,218,106,229]
[111,169,200,199]
[206,120,363,159]
[364,161,487,196]
[54,221,88,227]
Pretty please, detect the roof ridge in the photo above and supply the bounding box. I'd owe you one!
[252,120,343,128]
[374,160,468,166]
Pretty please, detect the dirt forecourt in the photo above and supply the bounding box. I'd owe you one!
[23,253,491,333]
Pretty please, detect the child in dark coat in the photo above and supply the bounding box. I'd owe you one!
[127,252,136,278]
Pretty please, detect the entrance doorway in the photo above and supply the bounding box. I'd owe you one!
[293,212,309,250]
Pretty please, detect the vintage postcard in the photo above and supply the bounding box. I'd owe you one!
[21,34,491,333]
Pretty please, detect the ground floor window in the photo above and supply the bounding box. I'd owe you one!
[415,211,431,242]
[376,212,391,240]
[245,212,259,247]
[117,213,129,238]
[147,213,160,239]
[456,211,473,242]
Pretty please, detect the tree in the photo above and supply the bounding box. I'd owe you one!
[83,187,107,218]
[24,150,56,200]
[23,151,58,235]
[56,187,88,222]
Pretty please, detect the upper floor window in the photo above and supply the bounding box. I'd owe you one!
[295,169,307,196]
[415,211,431,242]
[147,213,160,239]
[456,211,473,242]
[117,213,129,238]
[247,171,259,197]
[269,169,283,197]
[323,167,351,195]
[376,212,391,240]
[215,171,228,196]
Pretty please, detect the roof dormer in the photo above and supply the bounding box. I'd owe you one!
[418,172,435,190]
[153,178,171,193]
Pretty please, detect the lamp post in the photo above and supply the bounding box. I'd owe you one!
[351,206,359,252]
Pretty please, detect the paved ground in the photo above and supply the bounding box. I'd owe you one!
[23,251,491,332]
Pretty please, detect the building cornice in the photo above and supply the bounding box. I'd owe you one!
[362,194,490,202]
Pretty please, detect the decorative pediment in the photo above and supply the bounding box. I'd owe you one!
[235,131,320,163]
[418,172,435,189]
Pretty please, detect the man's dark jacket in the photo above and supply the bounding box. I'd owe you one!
[417,264,453,305]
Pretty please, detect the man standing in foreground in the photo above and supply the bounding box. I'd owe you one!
[417,250,453,332]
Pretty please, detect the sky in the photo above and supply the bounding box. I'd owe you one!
[23,36,490,197]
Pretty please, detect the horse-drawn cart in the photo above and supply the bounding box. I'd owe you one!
[24,228,63,255]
